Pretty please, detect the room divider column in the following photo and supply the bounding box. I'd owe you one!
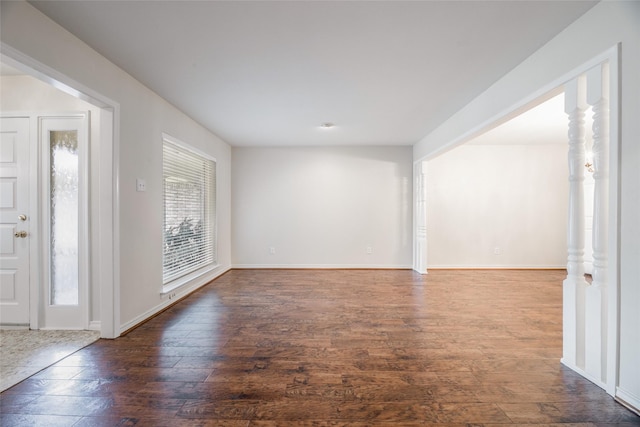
[413,161,427,274]
[584,63,609,384]
[562,75,589,369]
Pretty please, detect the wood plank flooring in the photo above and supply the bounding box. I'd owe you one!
[1,269,638,426]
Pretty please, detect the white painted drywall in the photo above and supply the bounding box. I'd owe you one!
[414,0,640,409]
[426,143,568,268]
[0,2,233,331]
[232,146,413,268]
[0,75,103,325]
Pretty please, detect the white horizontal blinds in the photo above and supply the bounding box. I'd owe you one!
[163,140,216,284]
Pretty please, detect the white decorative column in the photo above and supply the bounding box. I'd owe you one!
[413,161,427,274]
[584,63,610,384]
[563,75,589,369]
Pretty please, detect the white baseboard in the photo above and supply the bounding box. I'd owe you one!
[0,324,29,330]
[119,264,231,333]
[561,359,608,392]
[231,264,412,269]
[427,265,566,269]
[616,387,640,415]
[88,321,101,331]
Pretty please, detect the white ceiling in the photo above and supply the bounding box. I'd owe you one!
[28,1,596,147]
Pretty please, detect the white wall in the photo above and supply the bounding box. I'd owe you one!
[426,143,567,268]
[414,0,640,410]
[0,75,104,325]
[232,146,412,268]
[0,2,233,332]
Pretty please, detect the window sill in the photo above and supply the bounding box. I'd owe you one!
[161,264,219,295]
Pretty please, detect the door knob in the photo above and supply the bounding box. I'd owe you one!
[18,214,27,221]
[14,231,27,238]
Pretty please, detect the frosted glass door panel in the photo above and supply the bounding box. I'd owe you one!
[50,130,79,306]
[40,114,88,329]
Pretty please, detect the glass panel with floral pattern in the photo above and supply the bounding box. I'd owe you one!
[49,130,79,306]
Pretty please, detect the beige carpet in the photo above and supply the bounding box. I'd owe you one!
[0,329,100,392]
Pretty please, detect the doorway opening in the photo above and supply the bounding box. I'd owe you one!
[423,91,568,270]
[413,47,620,399]
[0,50,119,340]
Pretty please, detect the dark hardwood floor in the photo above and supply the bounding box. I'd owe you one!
[1,269,638,426]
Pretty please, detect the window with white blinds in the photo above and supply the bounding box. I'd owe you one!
[162,136,216,285]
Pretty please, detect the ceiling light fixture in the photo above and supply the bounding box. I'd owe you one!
[320,122,335,129]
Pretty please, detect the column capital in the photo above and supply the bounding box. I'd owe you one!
[587,62,610,106]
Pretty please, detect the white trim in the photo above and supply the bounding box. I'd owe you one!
[161,264,220,295]
[413,46,620,164]
[162,132,217,163]
[232,264,413,270]
[1,43,121,339]
[412,161,418,272]
[120,265,231,333]
[102,107,119,339]
[561,359,607,390]
[29,114,40,330]
[0,324,29,330]
[615,388,640,415]
[0,44,117,110]
[88,320,101,331]
[605,44,620,398]
[426,265,567,270]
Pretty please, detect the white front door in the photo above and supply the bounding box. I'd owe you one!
[0,117,31,326]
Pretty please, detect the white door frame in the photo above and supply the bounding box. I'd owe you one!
[1,44,121,338]
[412,45,620,397]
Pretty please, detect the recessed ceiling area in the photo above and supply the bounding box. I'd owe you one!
[26,1,597,147]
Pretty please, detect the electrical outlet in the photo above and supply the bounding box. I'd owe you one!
[136,178,146,192]
[269,247,276,255]
[494,247,502,255]
[366,246,373,254]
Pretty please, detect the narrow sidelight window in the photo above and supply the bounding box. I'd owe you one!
[50,130,79,305]
[40,114,89,329]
